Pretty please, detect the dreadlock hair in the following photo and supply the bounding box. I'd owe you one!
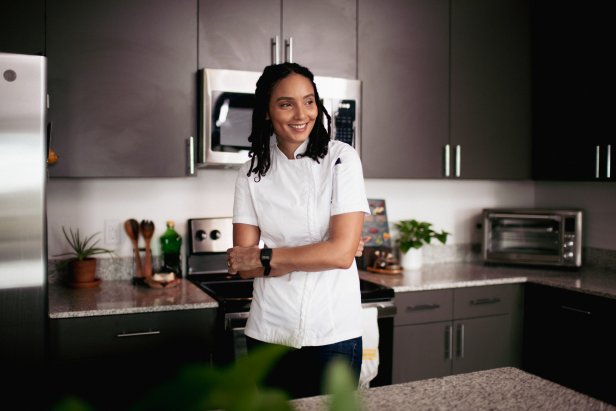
[246,62,332,181]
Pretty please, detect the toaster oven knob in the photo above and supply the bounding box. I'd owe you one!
[210,229,221,240]
[196,229,207,241]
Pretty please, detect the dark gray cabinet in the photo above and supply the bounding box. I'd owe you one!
[393,284,523,384]
[199,0,356,78]
[0,0,45,55]
[47,0,197,177]
[359,0,530,179]
[531,0,614,182]
[48,309,215,409]
[523,283,615,405]
[450,0,531,180]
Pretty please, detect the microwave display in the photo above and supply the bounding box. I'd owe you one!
[483,209,582,268]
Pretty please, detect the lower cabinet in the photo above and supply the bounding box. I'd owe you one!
[523,283,616,405]
[47,309,216,410]
[393,284,523,384]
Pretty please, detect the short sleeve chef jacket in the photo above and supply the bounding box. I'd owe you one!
[233,137,370,348]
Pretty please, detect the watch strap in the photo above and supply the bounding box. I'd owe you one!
[260,247,272,277]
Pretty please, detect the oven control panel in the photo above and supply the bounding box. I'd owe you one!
[189,217,233,254]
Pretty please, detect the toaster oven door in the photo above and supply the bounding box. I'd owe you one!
[484,213,563,264]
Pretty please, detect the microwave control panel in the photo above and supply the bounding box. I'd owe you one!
[333,100,356,146]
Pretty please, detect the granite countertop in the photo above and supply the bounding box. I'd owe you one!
[48,278,218,319]
[49,261,616,319]
[291,367,616,411]
[359,262,616,300]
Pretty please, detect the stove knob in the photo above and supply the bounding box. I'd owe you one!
[196,230,207,241]
[210,229,221,240]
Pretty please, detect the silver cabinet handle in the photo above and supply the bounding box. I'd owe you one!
[456,323,464,358]
[596,145,601,178]
[470,297,501,306]
[444,144,451,177]
[271,36,280,64]
[285,37,293,63]
[455,145,461,177]
[188,136,195,175]
[116,330,161,338]
[445,324,453,360]
[406,303,440,312]
[607,144,612,179]
[561,305,591,315]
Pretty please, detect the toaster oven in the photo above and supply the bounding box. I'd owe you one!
[482,208,582,268]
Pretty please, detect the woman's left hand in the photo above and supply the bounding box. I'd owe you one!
[226,245,261,275]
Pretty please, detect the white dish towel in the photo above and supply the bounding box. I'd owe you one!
[359,306,379,389]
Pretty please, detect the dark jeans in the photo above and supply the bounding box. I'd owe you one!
[246,335,363,399]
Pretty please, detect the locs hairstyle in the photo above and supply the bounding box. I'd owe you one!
[246,62,332,181]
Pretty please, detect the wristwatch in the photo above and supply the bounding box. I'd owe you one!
[260,248,272,277]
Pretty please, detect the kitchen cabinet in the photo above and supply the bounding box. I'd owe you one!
[48,309,215,409]
[359,0,530,179]
[198,0,356,78]
[392,284,523,384]
[523,283,616,405]
[0,0,45,55]
[531,0,614,181]
[46,0,197,177]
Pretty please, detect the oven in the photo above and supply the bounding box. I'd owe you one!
[186,217,396,386]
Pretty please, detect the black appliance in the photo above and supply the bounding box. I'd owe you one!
[186,217,395,387]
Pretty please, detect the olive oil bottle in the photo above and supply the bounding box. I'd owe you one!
[160,220,182,278]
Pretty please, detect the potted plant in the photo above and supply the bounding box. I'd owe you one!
[394,219,449,269]
[55,227,114,286]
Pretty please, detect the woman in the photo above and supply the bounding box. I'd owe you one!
[226,62,369,399]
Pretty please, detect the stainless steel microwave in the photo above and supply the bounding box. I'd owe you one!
[482,208,583,268]
[197,68,362,168]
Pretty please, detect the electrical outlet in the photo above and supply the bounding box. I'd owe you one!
[104,219,121,245]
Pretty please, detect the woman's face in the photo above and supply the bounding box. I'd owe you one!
[267,73,318,157]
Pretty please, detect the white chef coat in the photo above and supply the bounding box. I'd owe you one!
[233,136,370,348]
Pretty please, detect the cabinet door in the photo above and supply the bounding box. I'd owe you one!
[393,321,452,383]
[283,0,356,78]
[0,0,44,55]
[47,0,197,177]
[199,0,280,71]
[359,0,449,178]
[450,0,531,179]
[531,0,614,181]
[452,315,513,374]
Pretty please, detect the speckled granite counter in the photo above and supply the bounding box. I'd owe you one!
[48,279,218,319]
[291,367,616,410]
[359,262,616,299]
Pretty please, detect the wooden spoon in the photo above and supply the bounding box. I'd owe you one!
[124,219,144,278]
[140,220,155,279]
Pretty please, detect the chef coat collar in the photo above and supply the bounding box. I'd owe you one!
[272,134,310,160]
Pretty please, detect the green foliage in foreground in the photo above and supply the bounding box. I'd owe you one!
[51,344,363,411]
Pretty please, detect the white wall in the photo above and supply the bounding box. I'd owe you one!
[46,169,535,257]
[535,182,616,250]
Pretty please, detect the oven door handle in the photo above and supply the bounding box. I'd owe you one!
[362,301,397,318]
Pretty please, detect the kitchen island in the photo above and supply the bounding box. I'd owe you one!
[291,367,615,410]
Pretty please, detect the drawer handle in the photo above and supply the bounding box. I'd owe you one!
[116,330,161,338]
[406,303,440,312]
[470,297,501,306]
[561,305,591,316]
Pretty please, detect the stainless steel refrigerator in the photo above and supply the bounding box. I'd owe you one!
[0,53,47,370]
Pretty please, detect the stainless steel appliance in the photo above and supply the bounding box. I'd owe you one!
[482,208,583,268]
[0,53,47,369]
[197,68,362,168]
[186,217,395,387]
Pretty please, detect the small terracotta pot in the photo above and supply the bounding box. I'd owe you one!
[69,258,97,283]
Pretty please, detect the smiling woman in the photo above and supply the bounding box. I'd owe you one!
[225,62,370,399]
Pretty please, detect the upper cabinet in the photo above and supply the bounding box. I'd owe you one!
[531,0,614,182]
[0,0,45,55]
[359,0,531,179]
[199,0,356,78]
[450,0,531,180]
[47,0,197,177]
